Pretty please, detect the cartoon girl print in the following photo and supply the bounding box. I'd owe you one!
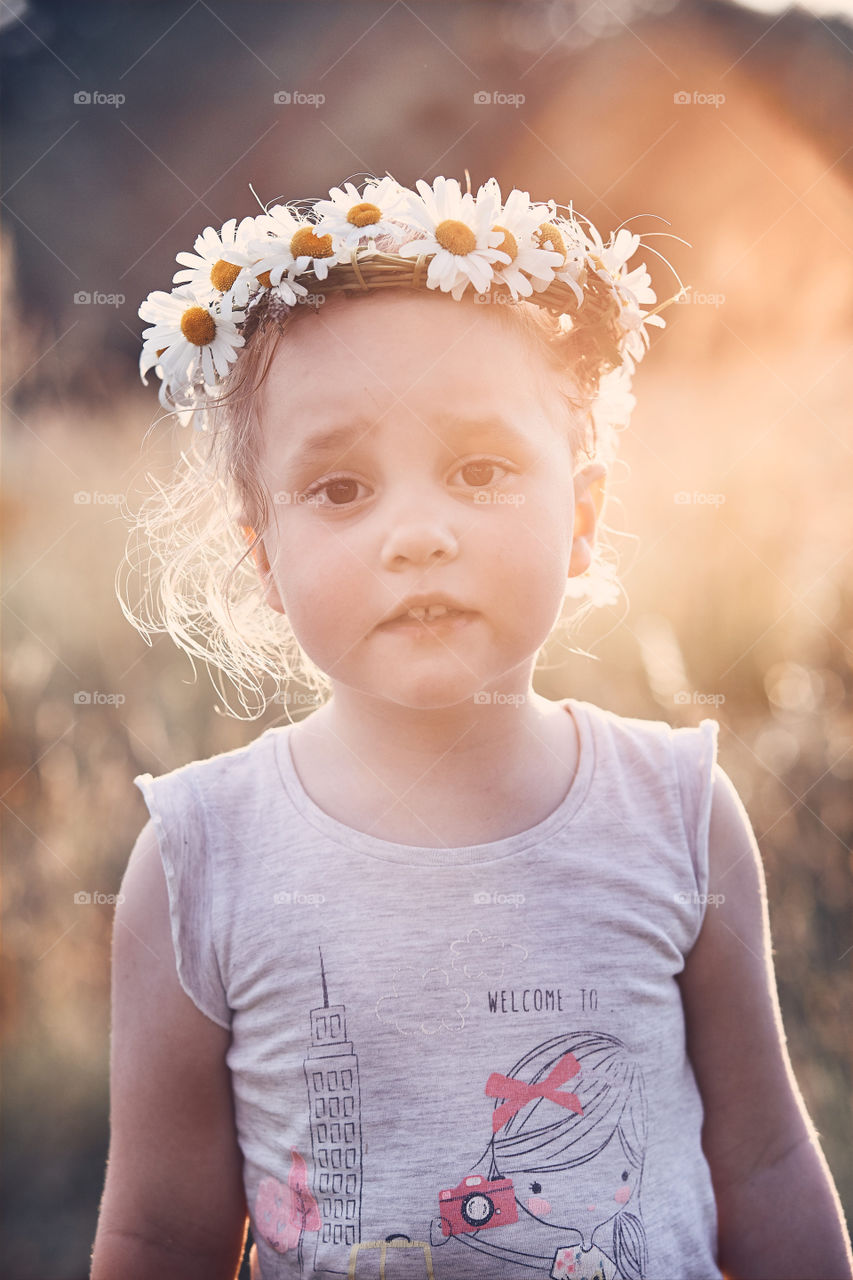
[434,1031,649,1280]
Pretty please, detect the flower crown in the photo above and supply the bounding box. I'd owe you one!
[138,172,685,424]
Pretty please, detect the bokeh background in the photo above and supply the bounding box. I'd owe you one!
[2,1,851,1276]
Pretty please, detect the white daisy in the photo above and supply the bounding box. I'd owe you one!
[313,176,411,256]
[548,216,588,308]
[139,286,244,407]
[396,176,511,300]
[474,179,566,302]
[172,217,260,307]
[247,202,338,291]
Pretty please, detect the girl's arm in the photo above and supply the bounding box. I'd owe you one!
[90,820,249,1280]
[677,766,853,1280]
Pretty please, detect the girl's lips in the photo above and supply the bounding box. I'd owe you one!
[378,610,478,635]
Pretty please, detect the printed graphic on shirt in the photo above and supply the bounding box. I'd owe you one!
[428,1031,649,1279]
[374,929,528,1037]
[254,954,648,1278]
[254,1150,321,1271]
[254,949,364,1276]
[375,965,469,1036]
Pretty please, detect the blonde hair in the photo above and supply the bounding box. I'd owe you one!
[117,265,630,720]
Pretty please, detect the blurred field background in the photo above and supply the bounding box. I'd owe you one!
[2,1,851,1276]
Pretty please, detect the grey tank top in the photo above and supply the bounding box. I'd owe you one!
[133,697,724,1280]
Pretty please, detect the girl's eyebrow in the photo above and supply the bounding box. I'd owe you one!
[286,411,532,472]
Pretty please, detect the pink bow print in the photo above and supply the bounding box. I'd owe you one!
[485,1051,584,1133]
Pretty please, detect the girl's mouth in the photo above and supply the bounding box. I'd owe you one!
[378,608,478,634]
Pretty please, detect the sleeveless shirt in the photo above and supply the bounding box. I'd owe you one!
[132,697,724,1280]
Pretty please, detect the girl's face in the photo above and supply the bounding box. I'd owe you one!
[516,1130,638,1249]
[252,291,604,710]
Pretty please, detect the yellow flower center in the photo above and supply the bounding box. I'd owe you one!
[535,221,566,263]
[492,224,518,262]
[256,269,272,289]
[291,227,335,259]
[180,306,216,346]
[346,201,382,228]
[435,219,477,256]
[209,259,241,292]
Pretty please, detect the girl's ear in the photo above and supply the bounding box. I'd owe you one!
[569,461,608,578]
[240,525,285,615]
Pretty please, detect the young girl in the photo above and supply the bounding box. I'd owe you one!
[93,174,852,1280]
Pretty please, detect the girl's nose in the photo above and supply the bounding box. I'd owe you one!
[379,513,460,570]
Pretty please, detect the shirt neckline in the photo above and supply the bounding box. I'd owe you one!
[270,697,595,866]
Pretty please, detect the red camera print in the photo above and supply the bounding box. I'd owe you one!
[438,1174,518,1237]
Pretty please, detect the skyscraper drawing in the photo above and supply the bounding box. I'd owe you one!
[304,948,363,1271]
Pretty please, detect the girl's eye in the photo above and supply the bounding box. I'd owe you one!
[303,476,367,508]
[451,457,514,490]
[301,456,516,508]
[530,1181,542,1195]
[621,1170,629,1182]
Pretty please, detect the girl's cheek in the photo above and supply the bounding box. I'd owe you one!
[614,1184,632,1204]
[527,1196,552,1215]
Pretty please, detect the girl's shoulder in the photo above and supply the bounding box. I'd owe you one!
[572,695,719,771]
[570,696,721,837]
[132,725,286,851]
[135,724,282,795]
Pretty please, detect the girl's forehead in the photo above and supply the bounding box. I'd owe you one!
[260,291,566,420]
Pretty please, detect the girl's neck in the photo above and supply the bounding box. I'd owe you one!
[287,689,580,848]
